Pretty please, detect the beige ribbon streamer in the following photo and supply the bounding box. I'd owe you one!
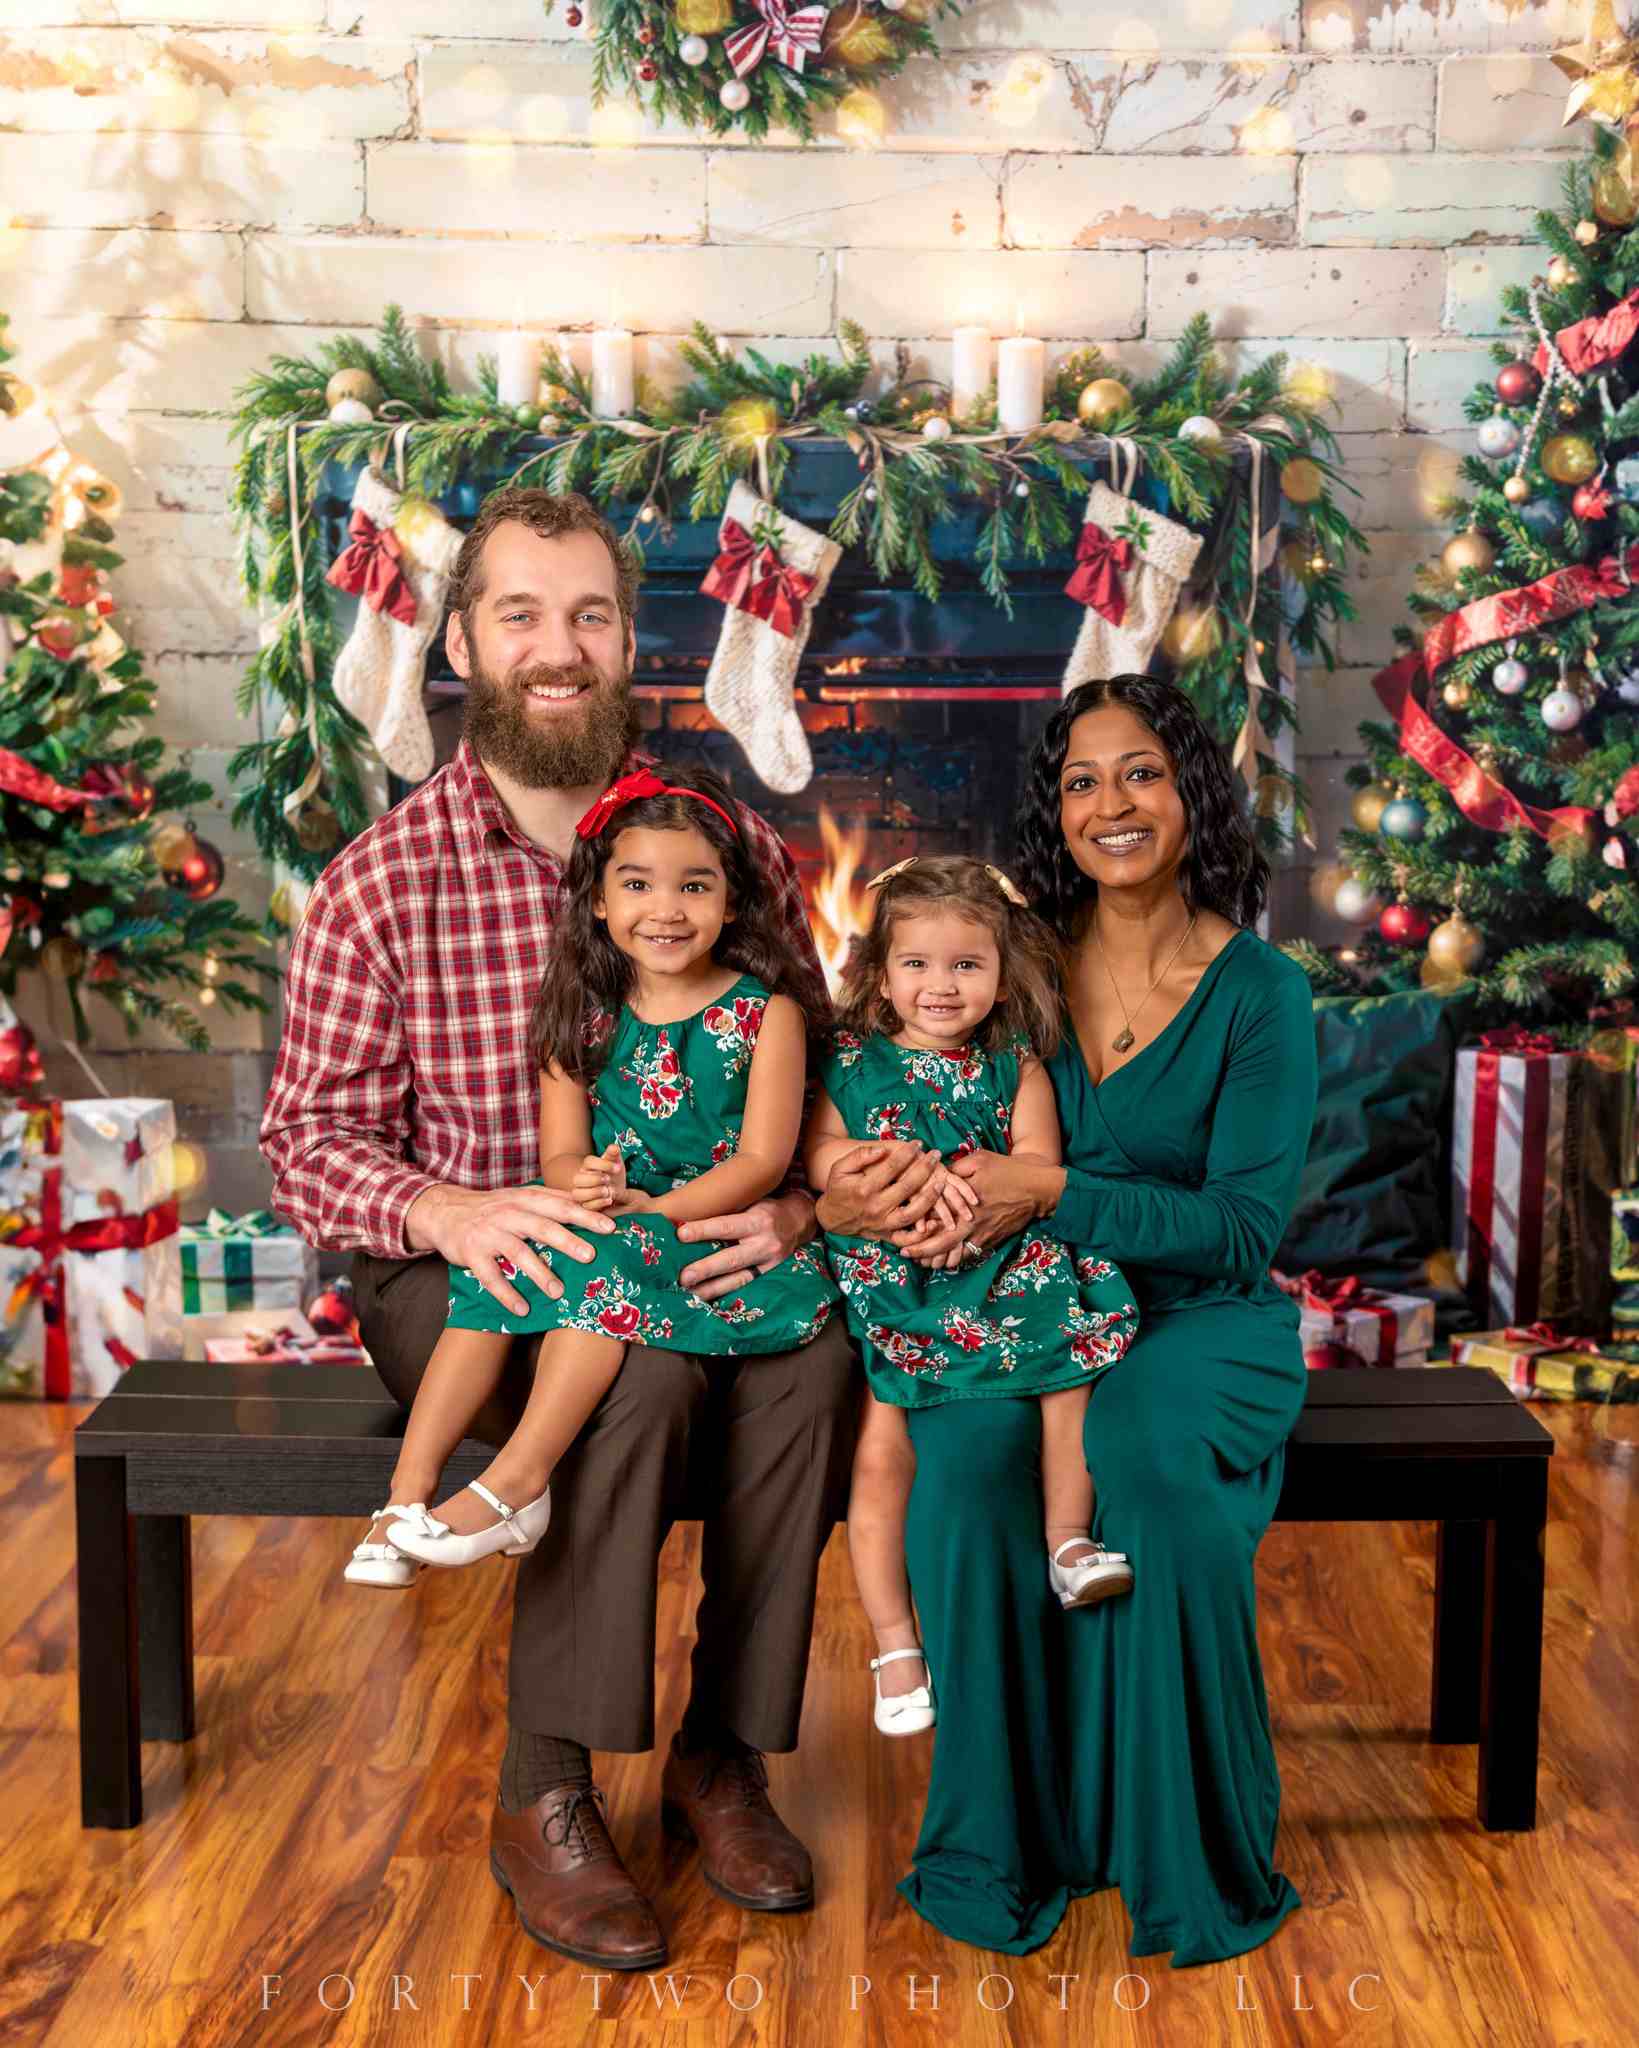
[278,421,323,821]
[1230,414,1288,799]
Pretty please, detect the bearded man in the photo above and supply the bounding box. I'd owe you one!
[262,487,947,1969]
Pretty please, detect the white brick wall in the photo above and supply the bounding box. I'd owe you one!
[2,0,1592,1123]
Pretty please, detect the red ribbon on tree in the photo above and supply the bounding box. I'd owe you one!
[0,746,99,813]
[699,518,817,639]
[1422,540,1639,675]
[1,1101,179,1398]
[1064,523,1135,622]
[325,509,418,625]
[1532,284,1639,378]
[1370,653,1598,843]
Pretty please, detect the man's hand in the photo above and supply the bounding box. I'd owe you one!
[814,1141,960,1243]
[404,1182,616,1315]
[676,1189,815,1303]
[572,1141,626,1213]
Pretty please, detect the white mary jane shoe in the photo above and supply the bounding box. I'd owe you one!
[871,1646,936,1737]
[343,1503,427,1589]
[1050,1538,1134,1610]
[385,1479,551,1570]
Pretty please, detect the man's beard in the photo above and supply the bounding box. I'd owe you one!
[462,649,637,790]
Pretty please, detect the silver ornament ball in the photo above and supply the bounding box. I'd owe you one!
[328,396,375,425]
[1178,414,1224,450]
[1617,669,1639,706]
[1476,413,1522,461]
[720,77,751,112]
[1492,657,1529,695]
[679,34,710,65]
[1332,877,1381,927]
[921,414,952,441]
[1540,687,1584,732]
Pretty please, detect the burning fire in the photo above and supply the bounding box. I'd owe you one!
[809,806,874,995]
[822,656,868,677]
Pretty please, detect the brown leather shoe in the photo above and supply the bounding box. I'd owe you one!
[659,1737,814,1912]
[490,1784,667,1970]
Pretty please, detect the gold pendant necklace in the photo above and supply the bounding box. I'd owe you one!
[1095,913,1198,1054]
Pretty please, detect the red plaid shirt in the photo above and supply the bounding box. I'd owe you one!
[260,741,825,1257]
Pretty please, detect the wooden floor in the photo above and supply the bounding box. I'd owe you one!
[1,1398,1635,2048]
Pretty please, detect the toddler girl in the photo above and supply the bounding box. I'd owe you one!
[805,856,1139,1734]
[346,765,839,1587]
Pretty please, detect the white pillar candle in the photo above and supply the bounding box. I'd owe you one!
[496,330,541,409]
[591,327,636,417]
[996,334,1045,435]
[951,325,993,416]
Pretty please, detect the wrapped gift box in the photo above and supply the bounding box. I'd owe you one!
[203,1328,370,1366]
[183,1306,315,1361]
[1613,1283,1639,1340]
[179,1208,318,1318]
[1613,1191,1639,1284]
[1273,1269,1435,1366]
[1449,1326,1639,1403]
[1452,1028,1622,1334]
[1,1098,182,1399]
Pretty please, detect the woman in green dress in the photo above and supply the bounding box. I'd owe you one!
[817,677,1318,1967]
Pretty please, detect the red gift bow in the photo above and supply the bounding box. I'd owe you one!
[1274,1267,1402,1365]
[3,1106,179,1399]
[0,745,99,814]
[1064,523,1135,623]
[1502,1321,1600,1354]
[325,509,419,625]
[574,768,740,841]
[1477,1025,1562,1056]
[699,518,818,639]
[1370,653,1597,844]
[724,0,828,77]
[1533,285,1639,378]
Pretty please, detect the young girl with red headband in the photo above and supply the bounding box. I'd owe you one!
[805,856,1141,1735]
[345,765,840,1585]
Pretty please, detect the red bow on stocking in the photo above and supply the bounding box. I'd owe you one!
[326,509,418,625]
[725,0,829,77]
[700,519,818,639]
[1064,523,1135,623]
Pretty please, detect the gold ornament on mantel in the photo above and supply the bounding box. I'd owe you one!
[1279,456,1324,505]
[1351,783,1392,833]
[675,0,734,33]
[325,367,381,411]
[1159,605,1222,665]
[1441,528,1495,578]
[1553,9,1639,129]
[1076,377,1133,428]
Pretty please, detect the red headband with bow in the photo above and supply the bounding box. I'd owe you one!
[574,769,740,842]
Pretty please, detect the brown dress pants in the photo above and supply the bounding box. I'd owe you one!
[353,1249,858,1754]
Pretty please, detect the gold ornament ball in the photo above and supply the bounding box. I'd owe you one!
[1546,254,1576,289]
[1076,378,1133,428]
[1541,432,1599,485]
[835,85,888,145]
[1160,606,1222,666]
[294,802,341,854]
[1280,457,1325,505]
[1426,910,1485,977]
[1593,165,1639,227]
[1351,783,1393,833]
[721,395,781,448]
[1559,394,1583,417]
[149,821,195,870]
[393,495,448,566]
[1254,773,1290,820]
[676,0,733,32]
[1503,474,1531,504]
[41,935,85,980]
[325,367,381,411]
[1442,677,1472,709]
[1575,218,1602,244]
[539,381,573,409]
[1441,528,1495,578]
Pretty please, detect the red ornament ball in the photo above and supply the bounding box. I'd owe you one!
[636,22,656,42]
[0,1018,44,1094]
[1378,902,1432,946]
[1305,1341,1366,1371]
[1496,360,1541,406]
[638,59,657,79]
[307,1280,359,1339]
[565,5,583,22]
[172,837,225,903]
[1573,480,1612,521]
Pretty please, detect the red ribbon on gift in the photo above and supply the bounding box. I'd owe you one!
[724,0,828,77]
[0,746,99,814]
[699,518,817,639]
[2,1107,179,1400]
[1371,653,1597,844]
[1064,523,1135,622]
[1477,1026,1562,1056]
[1533,285,1639,378]
[1502,1320,1600,1354]
[1276,1268,1400,1365]
[325,509,419,625]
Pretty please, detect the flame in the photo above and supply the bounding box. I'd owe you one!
[809,806,873,995]
[822,656,868,676]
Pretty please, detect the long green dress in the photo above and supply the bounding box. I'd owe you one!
[898,929,1319,1968]
[445,973,839,1355]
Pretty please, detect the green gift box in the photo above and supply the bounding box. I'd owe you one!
[178,1209,318,1317]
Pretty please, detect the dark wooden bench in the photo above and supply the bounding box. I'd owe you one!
[73,1361,1553,1833]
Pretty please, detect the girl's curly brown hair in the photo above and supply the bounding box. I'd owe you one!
[834,855,1063,1058]
[531,762,827,1085]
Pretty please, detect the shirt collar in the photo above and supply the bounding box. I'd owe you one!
[451,737,659,860]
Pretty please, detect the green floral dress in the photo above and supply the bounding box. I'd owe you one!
[446,973,839,1356]
[818,1031,1139,1407]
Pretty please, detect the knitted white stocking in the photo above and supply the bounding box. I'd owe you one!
[1061,480,1205,691]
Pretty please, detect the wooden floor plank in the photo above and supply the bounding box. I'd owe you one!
[0,1400,1631,2046]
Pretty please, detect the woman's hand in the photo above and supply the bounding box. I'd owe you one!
[814,1140,955,1243]
[899,1149,1066,1265]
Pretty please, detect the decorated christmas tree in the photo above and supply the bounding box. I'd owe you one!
[0,312,265,1085]
[1294,120,1639,1023]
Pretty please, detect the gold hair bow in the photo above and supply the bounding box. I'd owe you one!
[865,856,917,890]
[983,863,1028,907]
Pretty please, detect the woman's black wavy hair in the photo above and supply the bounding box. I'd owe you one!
[1016,675,1269,936]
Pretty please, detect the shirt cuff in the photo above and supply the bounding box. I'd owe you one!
[376,1169,444,1258]
[1046,1166,1101,1248]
